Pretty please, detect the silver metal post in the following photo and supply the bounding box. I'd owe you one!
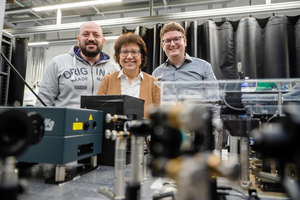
[239,137,252,189]
[0,157,18,187]
[143,153,149,180]
[230,135,238,161]
[90,155,97,168]
[55,165,65,182]
[215,131,222,158]
[99,133,127,200]
[277,82,283,116]
[130,135,141,183]
[149,0,153,16]
[138,136,144,185]
[114,137,126,200]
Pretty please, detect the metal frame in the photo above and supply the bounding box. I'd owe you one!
[1,0,13,106]
[4,1,300,36]
[0,0,5,41]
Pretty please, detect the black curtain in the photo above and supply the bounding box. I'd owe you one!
[8,37,29,106]
[199,15,300,79]
[125,15,300,79]
[201,20,236,79]
[137,26,154,75]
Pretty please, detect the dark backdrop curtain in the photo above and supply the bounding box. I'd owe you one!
[201,20,236,79]
[123,15,300,79]
[296,17,300,78]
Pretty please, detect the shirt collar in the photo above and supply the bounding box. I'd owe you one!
[184,53,193,62]
[74,48,104,65]
[165,53,192,67]
[118,69,144,79]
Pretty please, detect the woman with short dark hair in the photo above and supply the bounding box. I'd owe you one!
[97,32,160,120]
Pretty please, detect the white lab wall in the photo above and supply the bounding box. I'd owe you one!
[24,39,116,106]
[44,44,74,70]
[26,40,116,84]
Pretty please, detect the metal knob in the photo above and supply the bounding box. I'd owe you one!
[105,129,111,139]
[106,113,112,123]
[111,130,118,141]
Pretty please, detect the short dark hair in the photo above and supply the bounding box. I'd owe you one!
[160,21,185,40]
[114,33,147,69]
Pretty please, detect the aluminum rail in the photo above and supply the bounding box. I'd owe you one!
[4,1,300,36]
[4,0,233,15]
[6,0,234,24]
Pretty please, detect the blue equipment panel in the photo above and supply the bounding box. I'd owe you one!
[17,107,103,165]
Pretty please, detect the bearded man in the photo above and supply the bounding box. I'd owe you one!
[36,21,119,107]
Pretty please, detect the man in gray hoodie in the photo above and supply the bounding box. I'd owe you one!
[35,21,120,107]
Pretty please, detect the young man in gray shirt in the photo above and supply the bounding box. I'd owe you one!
[152,21,217,82]
[152,22,219,119]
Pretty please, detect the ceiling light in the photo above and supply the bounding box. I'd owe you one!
[28,42,49,46]
[105,36,119,40]
[33,0,122,12]
[28,35,119,46]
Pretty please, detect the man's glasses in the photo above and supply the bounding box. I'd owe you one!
[119,50,140,57]
[162,36,184,46]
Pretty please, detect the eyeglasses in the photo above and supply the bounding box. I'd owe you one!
[162,36,184,46]
[119,50,140,57]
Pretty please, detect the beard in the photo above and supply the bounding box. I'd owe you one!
[79,40,103,57]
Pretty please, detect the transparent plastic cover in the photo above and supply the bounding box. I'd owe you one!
[155,78,300,115]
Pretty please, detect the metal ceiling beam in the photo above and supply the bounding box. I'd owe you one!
[4,1,300,36]
[92,5,105,19]
[163,0,168,9]
[5,0,233,15]
[9,0,44,25]
[12,0,42,18]
[150,0,153,16]
[5,0,233,24]
[5,0,123,14]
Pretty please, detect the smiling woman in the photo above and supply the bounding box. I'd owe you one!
[97,33,160,120]
[119,43,142,83]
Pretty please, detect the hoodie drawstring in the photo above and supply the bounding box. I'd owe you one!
[71,55,76,81]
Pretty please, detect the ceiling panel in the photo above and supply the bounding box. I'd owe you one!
[3,0,300,40]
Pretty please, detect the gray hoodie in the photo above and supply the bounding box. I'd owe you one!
[35,45,120,108]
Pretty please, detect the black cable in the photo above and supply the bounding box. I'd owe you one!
[0,52,47,107]
[218,186,247,198]
[231,188,247,198]
[266,114,278,123]
[222,92,245,111]
[222,83,246,111]
[218,191,247,199]
[218,191,230,196]
[152,191,175,200]
[217,186,231,190]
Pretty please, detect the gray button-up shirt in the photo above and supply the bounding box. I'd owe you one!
[152,53,217,81]
[152,53,220,119]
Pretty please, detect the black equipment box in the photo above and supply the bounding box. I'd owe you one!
[7,107,103,165]
[80,95,144,166]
